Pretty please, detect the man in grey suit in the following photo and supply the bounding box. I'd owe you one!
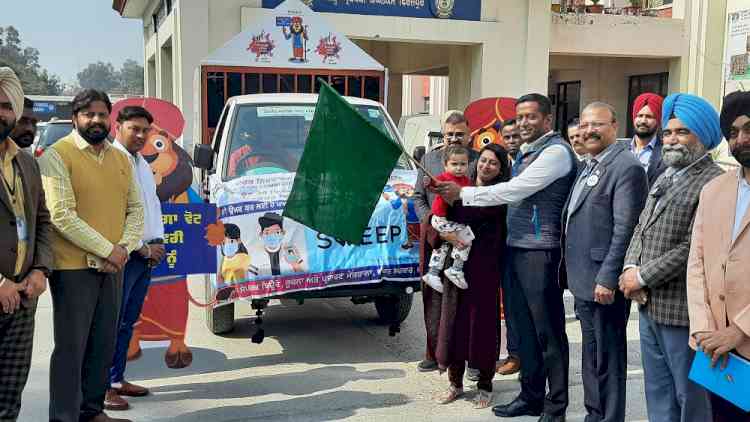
[414,111,477,373]
[619,93,725,422]
[562,102,648,422]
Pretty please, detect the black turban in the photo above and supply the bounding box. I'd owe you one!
[720,91,750,140]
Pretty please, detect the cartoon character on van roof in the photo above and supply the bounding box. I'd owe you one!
[282,16,309,63]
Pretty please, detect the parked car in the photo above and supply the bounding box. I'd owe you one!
[34,119,72,157]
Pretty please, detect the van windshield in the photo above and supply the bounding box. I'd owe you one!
[223,103,405,179]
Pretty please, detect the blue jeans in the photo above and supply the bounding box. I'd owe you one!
[639,312,711,422]
[109,255,151,385]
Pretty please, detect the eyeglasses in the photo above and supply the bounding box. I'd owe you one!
[0,102,13,112]
[444,131,465,140]
[577,121,613,131]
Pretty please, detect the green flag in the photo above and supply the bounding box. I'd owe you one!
[283,82,403,245]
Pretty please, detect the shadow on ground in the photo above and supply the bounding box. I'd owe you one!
[153,390,411,422]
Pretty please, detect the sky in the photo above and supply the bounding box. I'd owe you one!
[5,0,144,85]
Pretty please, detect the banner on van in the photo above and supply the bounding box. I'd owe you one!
[207,169,420,302]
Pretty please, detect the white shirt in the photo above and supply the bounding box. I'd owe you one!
[733,168,750,243]
[460,131,574,206]
[114,140,164,248]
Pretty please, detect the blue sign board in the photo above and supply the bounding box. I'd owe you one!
[152,203,217,277]
[33,103,56,114]
[263,0,482,21]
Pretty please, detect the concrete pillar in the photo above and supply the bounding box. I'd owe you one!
[176,0,210,152]
[448,46,472,109]
[387,72,403,124]
[525,0,552,94]
[679,0,727,108]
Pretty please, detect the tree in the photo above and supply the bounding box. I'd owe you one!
[119,59,144,95]
[0,25,63,95]
[77,61,120,93]
[76,59,144,95]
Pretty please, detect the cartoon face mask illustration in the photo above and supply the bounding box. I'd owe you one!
[262,232,283,252]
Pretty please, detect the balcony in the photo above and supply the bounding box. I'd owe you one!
[551,1,673,18]
[550,8,684,58]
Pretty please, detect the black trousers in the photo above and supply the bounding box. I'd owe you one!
[575,294,630,422]
[501,250,519,358]
[508,247,569,416]
[0,298,37,422]
[49,270,121,422]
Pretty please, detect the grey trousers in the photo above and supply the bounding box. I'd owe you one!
[575,294,629,422]
[639,312,712,422]
[0,298,37,422]
[49,270,121,422]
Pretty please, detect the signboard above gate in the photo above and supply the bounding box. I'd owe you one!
[262,0,482,22]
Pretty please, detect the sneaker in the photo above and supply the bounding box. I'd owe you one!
[466,367,480,382]
[444,267,468,289]
[422,273,444,293]
[417,359,438,372]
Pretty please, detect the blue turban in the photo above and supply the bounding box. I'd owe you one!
[662,93,722,150]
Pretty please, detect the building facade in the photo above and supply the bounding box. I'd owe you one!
[113,0,728,152]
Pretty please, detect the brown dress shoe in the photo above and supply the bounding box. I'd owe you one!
[496,356,521,375]
[89,412,133,422]
[114,380,150,397]
[104,390,130,411]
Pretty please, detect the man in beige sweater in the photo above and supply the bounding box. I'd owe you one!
[39,89,143,422]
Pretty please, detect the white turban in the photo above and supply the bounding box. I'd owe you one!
[0,67,25,121]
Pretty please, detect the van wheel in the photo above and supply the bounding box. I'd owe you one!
[375,293,413,324]
[206,304,234,334]
[204,276,234,334]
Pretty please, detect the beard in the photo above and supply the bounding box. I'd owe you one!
[635,125,657,139]
[662,142,706,169]
[11,130,34,148]
[731,144,750,168]
[0,118,15,141]
[78,123,109,145]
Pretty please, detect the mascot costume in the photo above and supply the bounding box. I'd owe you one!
[463,97,517,152]
[110,98,201,369]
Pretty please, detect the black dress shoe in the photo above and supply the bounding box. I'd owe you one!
[538,413,565,422]
[492,397,543,417]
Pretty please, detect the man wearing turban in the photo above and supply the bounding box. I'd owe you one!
[629,93,666,186]
[0,67,54,421]
[687,90,750,421]
[619,93,724,422]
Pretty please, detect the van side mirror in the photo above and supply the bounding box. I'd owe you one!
[194,144,214,170]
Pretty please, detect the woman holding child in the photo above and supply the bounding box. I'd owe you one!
[422,143,510,409]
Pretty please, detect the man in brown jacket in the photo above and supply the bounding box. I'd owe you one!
[687,90,750,421]
[0,67,54,421]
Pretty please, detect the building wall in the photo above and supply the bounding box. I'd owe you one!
[128,0,729,152]
[549,55,671,137]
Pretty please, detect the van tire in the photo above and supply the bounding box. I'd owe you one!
[204,276,234,334]
[375,293,413,324]
[207,303,235,334]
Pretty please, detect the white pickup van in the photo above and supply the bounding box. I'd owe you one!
[194,93,421,337]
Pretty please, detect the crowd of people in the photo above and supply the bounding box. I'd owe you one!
[0,67,163,422]
[415,91,750,422]
[1,58,750,422]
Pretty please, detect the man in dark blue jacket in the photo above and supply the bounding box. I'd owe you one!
[562,102,648,422]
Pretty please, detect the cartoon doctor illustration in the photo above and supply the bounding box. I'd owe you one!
[249,212,308,276]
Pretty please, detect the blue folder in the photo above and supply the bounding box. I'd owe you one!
[689,348,750,412]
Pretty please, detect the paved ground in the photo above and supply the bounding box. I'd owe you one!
[21,279,649,421]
